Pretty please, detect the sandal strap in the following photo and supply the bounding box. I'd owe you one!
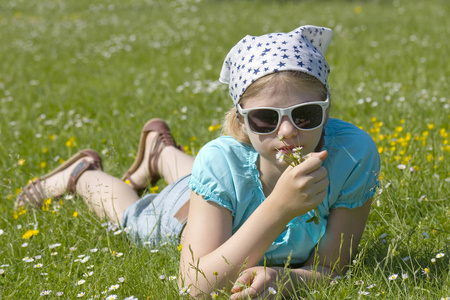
[122,171,142,189]
[67,159,102,194]
[20,179,47,207]
[148,134,164,182]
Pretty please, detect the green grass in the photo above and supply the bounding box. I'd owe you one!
[0,0,449,298]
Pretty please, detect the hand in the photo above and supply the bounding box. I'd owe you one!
[230,267,281,299]
[270,151,329,221]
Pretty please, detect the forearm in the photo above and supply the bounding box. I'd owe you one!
[181,199,291,296]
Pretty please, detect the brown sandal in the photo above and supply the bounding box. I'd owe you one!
[15,149,103,209]
[122,119,183,190]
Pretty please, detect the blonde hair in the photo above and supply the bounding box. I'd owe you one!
[222,71,329,144]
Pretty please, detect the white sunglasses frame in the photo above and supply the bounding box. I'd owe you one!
[237,96,329,135]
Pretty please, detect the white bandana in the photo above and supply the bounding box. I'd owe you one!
[219,25,333,105]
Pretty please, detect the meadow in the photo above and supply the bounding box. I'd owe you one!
[0,0,449,298]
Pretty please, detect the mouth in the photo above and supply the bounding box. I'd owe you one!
[277,145,302,154]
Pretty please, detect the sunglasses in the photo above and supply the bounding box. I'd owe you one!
[237,97,329,135]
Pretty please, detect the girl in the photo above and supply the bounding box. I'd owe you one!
[17,25,380,299]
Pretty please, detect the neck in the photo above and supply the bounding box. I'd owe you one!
[257,157,285,197]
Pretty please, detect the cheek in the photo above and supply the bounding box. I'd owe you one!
[303,129,324,153]
[247,133,273,151]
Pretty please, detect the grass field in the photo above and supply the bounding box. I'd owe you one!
[0,0,449,298]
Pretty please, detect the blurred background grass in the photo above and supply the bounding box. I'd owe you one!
[0,0,449,298]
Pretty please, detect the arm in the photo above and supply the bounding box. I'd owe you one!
[179,152,329,297]
[229,198,372,299]
[179,190,293,297]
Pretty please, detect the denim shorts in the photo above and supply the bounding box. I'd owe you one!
[121,175,191,244]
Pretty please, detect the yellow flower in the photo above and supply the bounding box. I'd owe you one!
[73,211,78,217]
[354,6,362,14]
[22,229,39,239]
[48,134,56,141]
[40,161,47,169]
[189,136,197,142]
[395,126,403,133]
[41,198,51,211]
[184,145,192,155]
[66,136,76,148]
[399,119,405,124]
[124,179,131,185]
[177,244,183,251]
[42,147,48,154]
[427,123,435,130]
[16,206,27,216]
[370,117,377,123]
[208,124,221,132]
[150,186,159,193]
[423,268,430,274]
[377,146,384,154]
[18,159,25,166]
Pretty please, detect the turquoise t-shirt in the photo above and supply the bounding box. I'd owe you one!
[188,118,380,265]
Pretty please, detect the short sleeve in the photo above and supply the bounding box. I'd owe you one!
[324,119,381,210]
[188,142,236,214]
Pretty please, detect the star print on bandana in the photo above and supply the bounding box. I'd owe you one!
[219,25,333,106]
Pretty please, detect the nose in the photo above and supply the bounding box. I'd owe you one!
[277,116,298,139]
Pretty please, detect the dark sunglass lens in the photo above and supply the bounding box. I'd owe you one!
[292,105,323,129]
[248,109,279,133]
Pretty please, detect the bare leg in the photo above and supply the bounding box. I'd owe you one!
[158,146,194,185]
[31,156,139,223]
[75,170,139,223]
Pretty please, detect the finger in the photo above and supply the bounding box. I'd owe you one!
[295,151,327,173]
[230,286,259,300]
[231,271,268,299]
[308,173,329,199]
[311,188,328,206]
[309,166,328,183]
[231,271,254,293]
[304,150,328,161]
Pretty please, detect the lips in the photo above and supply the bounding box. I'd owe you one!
[277,145,299,154]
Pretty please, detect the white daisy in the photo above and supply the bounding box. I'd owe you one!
[77,279,86,285]
[40,290,52,296]
[388,274,398,280]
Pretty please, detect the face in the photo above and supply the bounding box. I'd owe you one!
[240,80,326,171]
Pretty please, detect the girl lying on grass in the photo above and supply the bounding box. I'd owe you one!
[16,25,380,298]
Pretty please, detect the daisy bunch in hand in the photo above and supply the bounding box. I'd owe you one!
[276,134,320,225]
